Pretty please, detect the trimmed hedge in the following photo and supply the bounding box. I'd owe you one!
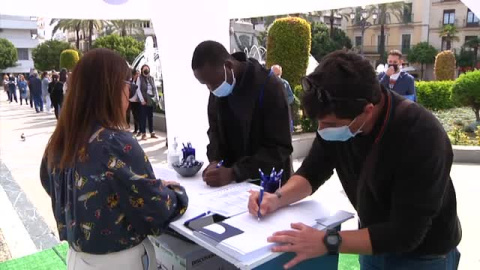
[434,50,456,81]
[452,70,480,122]
[60,49,80,71]
[415,81,456,110]
[266,17,311,86]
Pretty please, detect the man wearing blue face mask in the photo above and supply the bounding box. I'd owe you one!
[191,40,293,187]
[247,51,461,270]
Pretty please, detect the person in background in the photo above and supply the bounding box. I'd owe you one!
[28,71,44,113]
[271,64,295,133]
[7,74,18,103]
[378,50,416,101]
[18,75,29,105]
[49,73,64,119]
[191,41,293,187]
[248,51,461,270]
[3,75,11,101]
[136,64,159,141]
[271,65,294,105]
[41,71,51,113]
[41,48,188,270]
[128,69,141,136]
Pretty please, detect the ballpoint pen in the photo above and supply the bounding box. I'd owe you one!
[216,160,224,168]
[276,169,284,189]
[258,168,266,182]
[257,187,264,221]
[270,168,275,182]
[184,211,212,225]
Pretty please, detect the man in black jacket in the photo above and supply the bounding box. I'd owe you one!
[248,51,461,269]
[191,40,293,187]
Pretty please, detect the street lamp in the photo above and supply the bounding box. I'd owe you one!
[372,9,378,20]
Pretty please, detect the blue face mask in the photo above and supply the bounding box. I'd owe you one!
[317,117,366,142]
[212,66,236,97]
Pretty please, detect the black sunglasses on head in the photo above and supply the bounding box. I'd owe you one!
[301,76,369,104]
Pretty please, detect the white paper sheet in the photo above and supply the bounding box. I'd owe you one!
[202,182,261,217]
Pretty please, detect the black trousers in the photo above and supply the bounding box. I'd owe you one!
[29,91,33,108]
[51,99,62,119]
[139,105,154,134]
[129,102,141,132]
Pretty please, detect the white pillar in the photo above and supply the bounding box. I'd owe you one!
[151,0,230,163]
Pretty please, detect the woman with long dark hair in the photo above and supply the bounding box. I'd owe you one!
[40,48,188,270]
[136,64,159,140]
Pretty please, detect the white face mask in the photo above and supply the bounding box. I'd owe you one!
[212,66,236,97]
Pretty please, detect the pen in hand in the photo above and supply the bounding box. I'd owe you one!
[216,160,224,168]
[257,187,264,221]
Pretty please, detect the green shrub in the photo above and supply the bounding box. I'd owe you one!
[434,50,456,81]
[292,84,317,133]
[60,49,80,71]
[451,70,480,122]
[266,17,311,86]
[415,81,456,110]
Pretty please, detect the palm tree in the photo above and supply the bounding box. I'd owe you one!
[86,20,105,51]
[327,10,350,38]
[108,20,145,37]
[51,19,84,49]
[371,2,409,63]
[464,37,480,68]
[439,24,460,51]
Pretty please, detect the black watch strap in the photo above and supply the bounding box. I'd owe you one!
[323,229,342,255]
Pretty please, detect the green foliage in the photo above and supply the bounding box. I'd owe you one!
[434,50,456,81]
[0,38,18,70]
[451,70,480,121]
[60,49,80,71]
[456,48,475,68]
[415,81,456,110]
[407,42,437,66]
[310,22,352,62]
[93,34,145,64]
[266,17,311,86]
[292,85,317,133]
[448,126,473,145]
[439,25,460,50]
[32,40,73,71]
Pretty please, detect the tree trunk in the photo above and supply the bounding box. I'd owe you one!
[474,107,479,122]
[88,20,93,51]
[446,40,451,50]
[75,27,80,49]
[379,23,386,63]
[421,63,424,80]
[329,11,335,38]
[360,27,365,55]
[474,47,478,69]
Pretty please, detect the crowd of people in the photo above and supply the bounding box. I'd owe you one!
[35,43,458,270]
[2,69,68,119]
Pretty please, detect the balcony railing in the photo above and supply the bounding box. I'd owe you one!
[353,45,411,54]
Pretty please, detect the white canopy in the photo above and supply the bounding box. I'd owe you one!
[2,0,479,162]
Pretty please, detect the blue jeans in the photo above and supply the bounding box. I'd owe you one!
[33,93,43,112]
[360,248,460,270]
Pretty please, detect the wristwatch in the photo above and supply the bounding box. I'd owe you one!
[323,229,342,255]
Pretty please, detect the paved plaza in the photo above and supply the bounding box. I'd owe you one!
[0,93,479,269]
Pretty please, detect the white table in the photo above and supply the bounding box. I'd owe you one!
[153,165,337,270]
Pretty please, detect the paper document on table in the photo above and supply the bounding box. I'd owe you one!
[153,167,178,181]
[196,200,354,262]
[202,182,261,217]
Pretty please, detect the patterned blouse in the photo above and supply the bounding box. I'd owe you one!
[40,127,188,254]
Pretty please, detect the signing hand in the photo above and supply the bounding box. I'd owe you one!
[202,161,218,177]
[203,166,234,187]
[248,190,281,218]
[267,223,327,269]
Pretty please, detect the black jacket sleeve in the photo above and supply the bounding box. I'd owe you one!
[232,77,293,181]
[294,135,336,192]
[368,112,453,254]
[206,93,222,162]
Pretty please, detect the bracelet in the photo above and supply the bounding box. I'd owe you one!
[274,190,282,200]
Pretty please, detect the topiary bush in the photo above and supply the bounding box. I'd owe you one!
[451,70,480,122]
[293,84,317,133]
[434,50,456,81]
[266,17,311,87]
[60,49,80,71]
[415,81,456,110]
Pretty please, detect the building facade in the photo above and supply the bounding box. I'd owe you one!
[0,15,40,74]
[428,0,479,52]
